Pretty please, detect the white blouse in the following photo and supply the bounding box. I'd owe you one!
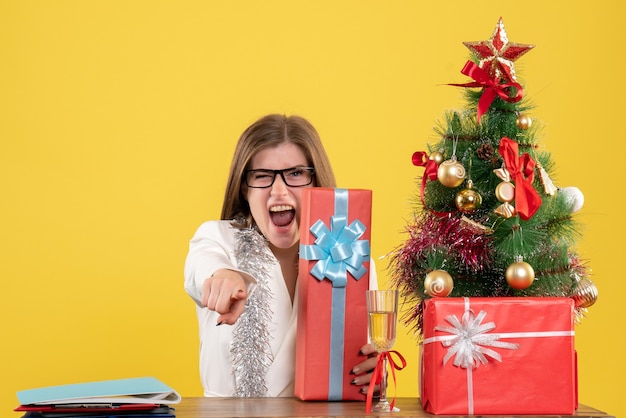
[184,220,377,397]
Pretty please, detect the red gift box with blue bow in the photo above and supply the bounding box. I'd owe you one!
[295,188,373,401]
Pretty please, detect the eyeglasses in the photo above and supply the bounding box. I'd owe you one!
[244,166,315,188]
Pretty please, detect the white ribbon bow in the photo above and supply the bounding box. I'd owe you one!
[435,309,519,368]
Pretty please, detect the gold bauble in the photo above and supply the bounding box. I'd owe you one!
[424,269,454,297]
[571,276,598,308]
[429,151,444,165]
[437,158,466,188]
[455,187,483,213]
[516,114,532,130]
[505,259,535,290]
[495,181,515,203]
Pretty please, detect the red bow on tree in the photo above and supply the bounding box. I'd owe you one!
[449,60,524,123]
[412,151,438,201]
[498,137,542,220]
[412,151,452,217]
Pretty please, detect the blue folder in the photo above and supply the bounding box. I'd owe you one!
[16,377,181,406]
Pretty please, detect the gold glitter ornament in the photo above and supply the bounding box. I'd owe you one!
[537,163,558,196]
[516,114,533,130]
[424,269,454,297]
[571,275,598,308]
[437,157,466,188]
[460,215,494,234]
[505,256,535,290]
[455,180,483,213]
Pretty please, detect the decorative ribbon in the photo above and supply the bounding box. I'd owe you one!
[299,189,370,400]
[423,297,575,415]
[365,350,407,414]
[498,137,542,220]
[449,60,523,123]
[412,151,438,199]
[434,309,519,369]
[411,151,451,218]
[300,210,370,287]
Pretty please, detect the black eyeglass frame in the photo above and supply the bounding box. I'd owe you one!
[244,166,316,188]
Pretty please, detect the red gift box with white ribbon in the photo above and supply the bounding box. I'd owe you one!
[420,297,577,415]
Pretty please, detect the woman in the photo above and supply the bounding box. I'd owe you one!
[184,114,378,397]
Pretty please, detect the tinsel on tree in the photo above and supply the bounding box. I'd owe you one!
[391,18,597,337]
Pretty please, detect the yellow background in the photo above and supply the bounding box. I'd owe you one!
[1,1,623,416]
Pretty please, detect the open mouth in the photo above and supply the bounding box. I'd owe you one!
[270,205,296,227]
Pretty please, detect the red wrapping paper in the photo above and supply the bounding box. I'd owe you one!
[420,297,577,415]
[295,188,372,401]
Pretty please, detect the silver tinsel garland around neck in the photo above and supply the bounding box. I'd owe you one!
[230,225,276,397]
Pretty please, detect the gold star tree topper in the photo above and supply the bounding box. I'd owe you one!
[463,18,534,83]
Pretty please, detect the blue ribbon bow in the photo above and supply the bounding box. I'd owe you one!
[300,215,370,287]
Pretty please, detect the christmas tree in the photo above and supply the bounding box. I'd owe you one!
[391,18,597,337]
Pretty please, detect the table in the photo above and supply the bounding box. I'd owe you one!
[173,397,614,418]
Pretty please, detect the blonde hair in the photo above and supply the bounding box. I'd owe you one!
[220,114,336,222]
